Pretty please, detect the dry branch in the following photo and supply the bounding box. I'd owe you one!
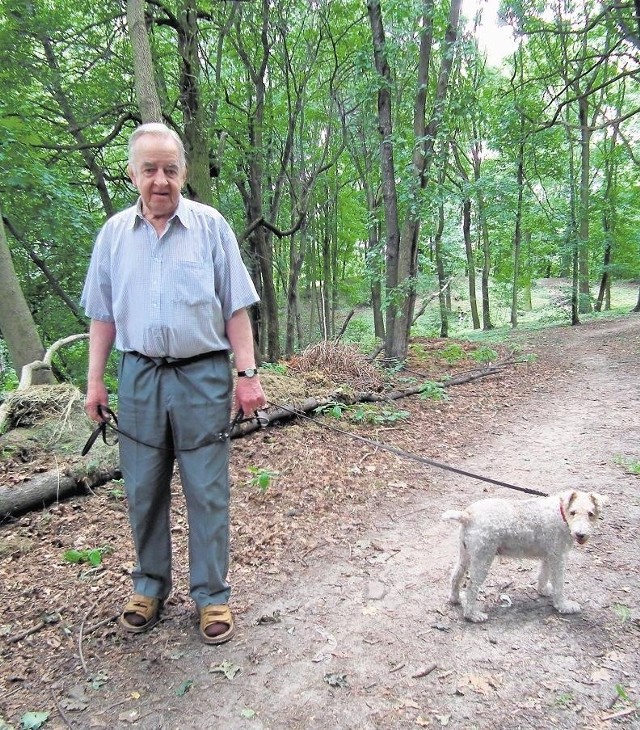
[238,359,515,435]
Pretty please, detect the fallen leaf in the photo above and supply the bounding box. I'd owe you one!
[175,679,193,696]
[209,661,242,680]
[117,710,140,724]
[467,674,493,694]
[240,709,256,719]
[591,668,612,683]
[323,672,348,688]
[256,611,281,624]
[19,713,49,730]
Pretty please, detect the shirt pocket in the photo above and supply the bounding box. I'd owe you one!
[172,261,216,307]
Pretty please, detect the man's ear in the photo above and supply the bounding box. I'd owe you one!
[127,164,138,187]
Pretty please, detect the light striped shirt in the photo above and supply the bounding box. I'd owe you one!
[81,196,259,358]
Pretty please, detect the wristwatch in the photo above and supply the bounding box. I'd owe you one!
[237,367,258,378]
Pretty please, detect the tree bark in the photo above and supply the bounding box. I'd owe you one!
[126,0,163,123]
[0,210,56,386]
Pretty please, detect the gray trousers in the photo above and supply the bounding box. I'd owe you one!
[118,350,232,608]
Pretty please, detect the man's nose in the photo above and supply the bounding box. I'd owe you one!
[154,170,169,186]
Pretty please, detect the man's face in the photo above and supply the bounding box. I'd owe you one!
[128,134,186,221]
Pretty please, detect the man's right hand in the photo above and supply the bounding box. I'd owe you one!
[85,382,109,422]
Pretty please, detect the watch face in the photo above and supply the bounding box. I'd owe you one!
[240,368,257,377]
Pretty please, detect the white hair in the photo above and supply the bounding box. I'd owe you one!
[128,123,187,171]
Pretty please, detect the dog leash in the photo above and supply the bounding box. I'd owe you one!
[265,400,549,497]
[81,405,254,456]
[82,400,548,497]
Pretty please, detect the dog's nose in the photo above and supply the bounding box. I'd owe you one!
[575,533,587,544]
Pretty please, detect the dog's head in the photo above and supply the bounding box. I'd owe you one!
[560,490,609,545]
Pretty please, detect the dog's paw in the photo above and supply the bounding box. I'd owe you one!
[555,600,581,614]
[537,582,552,597]
[464,610,488,623]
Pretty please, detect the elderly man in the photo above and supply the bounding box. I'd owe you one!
[81,122,265,644]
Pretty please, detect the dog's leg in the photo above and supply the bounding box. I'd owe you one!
[449,541,469,605]
[462,552,494,623]
[548,557,581,614]
[537,559,552,597]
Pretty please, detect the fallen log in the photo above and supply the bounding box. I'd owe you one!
[0,463,121,518]
[234,358,517,435]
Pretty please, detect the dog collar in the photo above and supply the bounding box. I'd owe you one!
[559,502,568,524]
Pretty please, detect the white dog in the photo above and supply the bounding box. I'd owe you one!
[442,490,608,623]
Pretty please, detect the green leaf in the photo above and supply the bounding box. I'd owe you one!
[240,708,256,719]
[87,549,103,567]
[20,712,49,730]
[175,679,193,697]
[63,550,83,564]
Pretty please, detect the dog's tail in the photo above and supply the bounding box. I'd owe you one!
[442,509,472,525]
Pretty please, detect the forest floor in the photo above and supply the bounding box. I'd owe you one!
[0,313,639,730]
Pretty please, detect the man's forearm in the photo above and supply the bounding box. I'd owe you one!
[225,308,256,371]
[88,319,117,382]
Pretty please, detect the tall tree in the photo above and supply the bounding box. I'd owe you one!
[0,207,55,385]
[367,0,462,362]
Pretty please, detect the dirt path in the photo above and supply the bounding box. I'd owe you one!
[2,316,639,729]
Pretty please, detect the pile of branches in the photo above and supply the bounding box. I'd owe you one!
[1,383,84,430]
[288,341,385,393]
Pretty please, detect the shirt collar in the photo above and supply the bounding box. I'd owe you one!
[129,195,191,230]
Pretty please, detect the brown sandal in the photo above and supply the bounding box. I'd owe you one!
[119,594,162,633]
[199,604,235,645]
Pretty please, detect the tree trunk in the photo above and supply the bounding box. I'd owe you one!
[578,94,592,313]
[434,200,448,338]
[511,153,524,328]
[367,0,401,361]
[462,199,481,329]
[178,0,212,205]
[0,211,55,386]
[126,0,163,123]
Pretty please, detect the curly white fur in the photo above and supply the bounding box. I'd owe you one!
[442,490,608,623]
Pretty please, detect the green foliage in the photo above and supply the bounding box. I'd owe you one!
[554,692,575,708]
[345,404,410,425]
[20,712,49,730]
[63,545,113,567]
[0,340,18,394]
[246,466,278,492]
[614,455,640,476]
[0,0,638,375]
[469,347,498,364]
[260,362,288,375]
[439,344,466,364]
[613,603,631,623]
[315,401,410,426]
[419,381,448,401]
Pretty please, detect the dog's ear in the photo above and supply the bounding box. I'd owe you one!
[590,493,609,514]
[561,490,578,510]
